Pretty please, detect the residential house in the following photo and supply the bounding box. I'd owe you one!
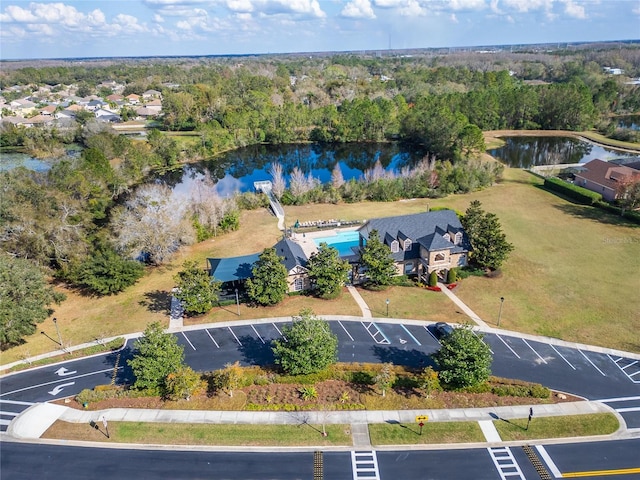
[135,106,158,118]
[9,99,36,116]
[39,105,56,116]
[94,108,121,123]
[142,89,161,99]
[105,94,124,103]
[144,98,162,113]
[357,210,470,281]
[86,99,107,111]
[574,159,640,202]
[126,94,141,105]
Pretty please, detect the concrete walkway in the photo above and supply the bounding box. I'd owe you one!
[438,282,490,328]
[347,285,372,318]
[7,400,626,446]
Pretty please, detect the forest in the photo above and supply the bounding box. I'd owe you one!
[1,44,639,347]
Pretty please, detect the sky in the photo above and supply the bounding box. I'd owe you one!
[0,0,638,60]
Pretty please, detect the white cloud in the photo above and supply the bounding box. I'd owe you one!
[448,0,487,10]
[342,0,376,18]
[561,0,586,19]
[153,13,165,22]
[450,13,458,22]
[500,0,552,13]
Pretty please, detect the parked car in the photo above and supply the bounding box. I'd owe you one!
[434,322,454,339]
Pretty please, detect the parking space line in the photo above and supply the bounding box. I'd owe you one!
[608,355,640,383]
[535,445,562,478]
[272,323,287,342]
[579,350,606,376]
[0,399,34,406]
[522,339,547,364]
[251,325,265,344]
[496,334,520,359]
[181,332,196,351]
[228,327,242,346]
[424,326,440,343]
[400,324,421,345]
[472,331,493,353]
[550,345,576,370]
[205,329,220,348]
[338,321,355,342]
[361,322,390,345]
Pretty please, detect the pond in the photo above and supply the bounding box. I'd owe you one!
[617,114,640,131]
[160,142,430,197]
[0,151,52,172]
[489,136,638,168]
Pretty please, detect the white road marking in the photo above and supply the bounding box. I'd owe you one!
[607,355,640,383]
[400,324,421,345]
[272,323,287,342]
[579,350,606,376]
[0,411,19,417]
[496,334,521,359]
[473,330,493,353]
[622,360,638,370]
[596,395,640,402]
[228,327,242,346]
[550,344,576,370]
[535,445,562,478]
[181,332,196,351]
[487,447,525,480]
[616,406,640,413]
[251,325,265,344]
[0,419,11,426]
[351,451,380,480]
[54,367,77,377]
[0,399,34,406]
[205,329,219,348]
[522,339,547,364]
[0,367,120,397]
[48,381,75,396]
[424,325,440,343]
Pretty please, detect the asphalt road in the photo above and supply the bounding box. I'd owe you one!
[2,439,640,479]
[2,319,640,479]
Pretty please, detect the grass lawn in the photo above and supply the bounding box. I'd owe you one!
[494,413,619,441]
[369,421,485,445]
[43,421,352,446]
[4,162,639,365]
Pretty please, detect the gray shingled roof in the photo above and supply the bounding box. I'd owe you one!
[358,210,470,260]
[273,238,308,271]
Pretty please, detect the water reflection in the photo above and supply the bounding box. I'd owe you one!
[159,142,428,196]
[489,137,636,168]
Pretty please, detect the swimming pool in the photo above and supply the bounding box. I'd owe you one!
[313,230,361,257]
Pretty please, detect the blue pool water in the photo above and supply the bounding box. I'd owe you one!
[313,230,361,257]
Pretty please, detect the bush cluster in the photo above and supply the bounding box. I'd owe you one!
[543,177,603,205]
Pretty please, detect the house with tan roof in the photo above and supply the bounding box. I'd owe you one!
[574,159,640,202]
[126,94,141,105]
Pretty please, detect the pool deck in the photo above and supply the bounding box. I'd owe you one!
[290,226,360,259]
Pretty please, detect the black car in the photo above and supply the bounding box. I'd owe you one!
[434,322,454,339]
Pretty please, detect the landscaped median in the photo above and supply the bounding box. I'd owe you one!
[40,412,619,446]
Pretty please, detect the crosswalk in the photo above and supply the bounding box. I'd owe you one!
[351,450,381,480]
[0,399,34,433]
[488,447,526,480]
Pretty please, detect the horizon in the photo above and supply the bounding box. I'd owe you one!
[1,0,638,61]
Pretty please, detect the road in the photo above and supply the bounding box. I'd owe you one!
[1,319,640,479]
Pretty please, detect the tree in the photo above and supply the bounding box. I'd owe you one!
[164,366,205,401]
[112,184,195,265]
[374,363,396,397]
[128,322,185,395]
[306,242,350,298]
[0,254,65,348]
[461,200,514,270]
[359,229,396,287]
[433,325,492,389]
[173,260,221,315]
[272,308,338,375]
[246,247,288,306]
[67,247,144,295]
[616,177,640,215]
[219,361,244,397]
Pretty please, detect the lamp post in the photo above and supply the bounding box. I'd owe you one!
[52,317,63,349]
[386,298,390,317]
[235,288,240,316]
[497,297,504,327]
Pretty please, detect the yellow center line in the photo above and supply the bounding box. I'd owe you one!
[563,467,640,477]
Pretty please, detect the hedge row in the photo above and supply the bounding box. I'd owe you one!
[543,177,603,204]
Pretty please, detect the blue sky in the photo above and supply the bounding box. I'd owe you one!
[0,0,638,59]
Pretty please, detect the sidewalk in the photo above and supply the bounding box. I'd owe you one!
[6,400,618,442]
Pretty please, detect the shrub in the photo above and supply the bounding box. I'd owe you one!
[428,271,438,287]
[298,386,318,401]
[446,268,457,284]
[543,177,602,205]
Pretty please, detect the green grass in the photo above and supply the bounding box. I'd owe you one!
[494,413,619,441]
[44,421,352,446]
[369,421,485,445]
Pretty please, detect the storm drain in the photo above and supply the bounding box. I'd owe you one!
[523,445,553,480]
[313,451,323,480]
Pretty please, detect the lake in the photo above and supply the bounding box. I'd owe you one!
[489,136,638,168]
[160,142,430,197]
[0,151,52,172]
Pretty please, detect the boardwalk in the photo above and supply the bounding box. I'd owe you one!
[254,180,285,229]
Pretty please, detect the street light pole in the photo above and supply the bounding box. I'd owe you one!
[386,299,390,317]
[52,317,63,349]
[497,297,504,327]
[235,288,240,316]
